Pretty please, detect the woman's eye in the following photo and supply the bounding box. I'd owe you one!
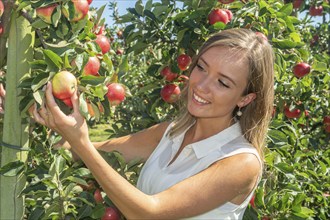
[218,80,229,88]
[196,63,204,71]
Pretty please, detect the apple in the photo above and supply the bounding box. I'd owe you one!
[160,66,178,81]
[116,48,124,55]
[94,188,104,203]
[36,4,57,24]
[0,24,3,36]
[0,0,4,18]
[310,34,319,46]
[293,62,311,78]
[52,71,77,100]
[284,106,301,119]
[161,84,181,103]
[177,54,192,71]
[82,56,100,76]
[62,98,73,108]
[101,207,120,220]
[255,32,268,42]
[218,0,235,3]
[224,9,233,21]
[208,9,229,25]
[95,35,111,54]
[87,0,93,5]
[63,0,89,22]
[249,195,256,208]
[106,83,126,106]
[261,217,271,220]
[323,116,330,125]
[309,5,323,16]
[116,30,123,39]
[293,0,303,9]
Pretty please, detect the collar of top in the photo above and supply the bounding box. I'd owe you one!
[172,122,243,159]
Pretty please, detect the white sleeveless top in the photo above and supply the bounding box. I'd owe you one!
[137,122,262,219]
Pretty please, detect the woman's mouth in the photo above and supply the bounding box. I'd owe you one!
[193,92,210,104]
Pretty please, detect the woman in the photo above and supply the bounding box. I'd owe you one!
[30,28,274,219]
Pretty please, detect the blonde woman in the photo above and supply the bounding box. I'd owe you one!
[31,28,274,219]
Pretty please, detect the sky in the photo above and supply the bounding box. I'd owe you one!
[90,0,326,26]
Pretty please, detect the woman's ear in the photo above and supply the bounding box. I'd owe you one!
[238,93,256,108]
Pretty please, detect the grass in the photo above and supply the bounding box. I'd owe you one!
[89,122,112,142]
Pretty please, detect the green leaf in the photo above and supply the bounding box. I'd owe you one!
[49,155,66,178]
[279,3,293,16]
[275,162,294,173]
[212,21,226,30]
[43,49,63,72]
[312,61,327,72]
[118,55,129,77]
[144,9,158,22]
[135,0,144,15]
[268,129,287,144]
[80,75,106,86]
[0,161,25,177]
[73,168,91,177]
[79,93,89,119]
[95,4,106,25]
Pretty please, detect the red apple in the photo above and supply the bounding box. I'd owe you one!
[106,83,125,106]
[177,54,192,71]
[309,5,323,16]
[249,195,256,208]
[161,84,181,103]
[116,30,123,39]
[95,35,111,54]
[52,71,77,100]
[160,66,178,81]
[0,24,3,36]
[261,216,271,220]
[62,98,73,108]
[284,106,301,119]
[87,0,93,5]
[255,32,268,42]
[82,56,100,76]
[224,9,233,21]
[310,34,319,46]
[63,0,89,22]
[116,48,124,55]
[93,188,104,203]
[293,62,311,78]
[101,207,120,220]
[218,0,235,3]
[323,116,330,125]
[36,4,57,24]
[208,9,229,25]
[0,0,4,18]
[293,0,303,9]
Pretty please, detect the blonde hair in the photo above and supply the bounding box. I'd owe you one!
[168,28,274,160]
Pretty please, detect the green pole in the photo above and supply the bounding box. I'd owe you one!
[0,10,34,219]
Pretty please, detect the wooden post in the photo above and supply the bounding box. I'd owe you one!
[0,10,34,219]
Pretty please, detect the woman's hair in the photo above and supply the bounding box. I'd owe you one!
[168,28,275,160]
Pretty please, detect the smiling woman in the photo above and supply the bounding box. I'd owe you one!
[30,28,275,219]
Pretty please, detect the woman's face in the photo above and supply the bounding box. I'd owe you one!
[187,46,255,124]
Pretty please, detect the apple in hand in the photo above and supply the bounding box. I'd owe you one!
[106,83,126,106]
[0,0,4,18]
[161,84,181,103]
[63,0,89,22]
[293,62,311,78]
[36,4,57,24]
[284,106,301,119]
[309,5,323,16]
[208,9,229,25]
[101,206,121,220]
[82,56,100,76]
[160,66,178,81]
[95,35,111,54]
[52,71,77,101]
[177,54,192,71]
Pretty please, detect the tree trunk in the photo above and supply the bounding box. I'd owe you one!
[0,10,34,219]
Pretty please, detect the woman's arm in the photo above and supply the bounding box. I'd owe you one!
[35,82,261,219]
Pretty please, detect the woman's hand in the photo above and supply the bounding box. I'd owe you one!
[29,82,90,151]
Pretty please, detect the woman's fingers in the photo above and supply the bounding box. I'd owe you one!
[71,89,80,115]
[44,82,67,119]
[29,103,46,125]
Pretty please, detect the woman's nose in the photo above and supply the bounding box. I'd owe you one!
[195,76,211,93]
